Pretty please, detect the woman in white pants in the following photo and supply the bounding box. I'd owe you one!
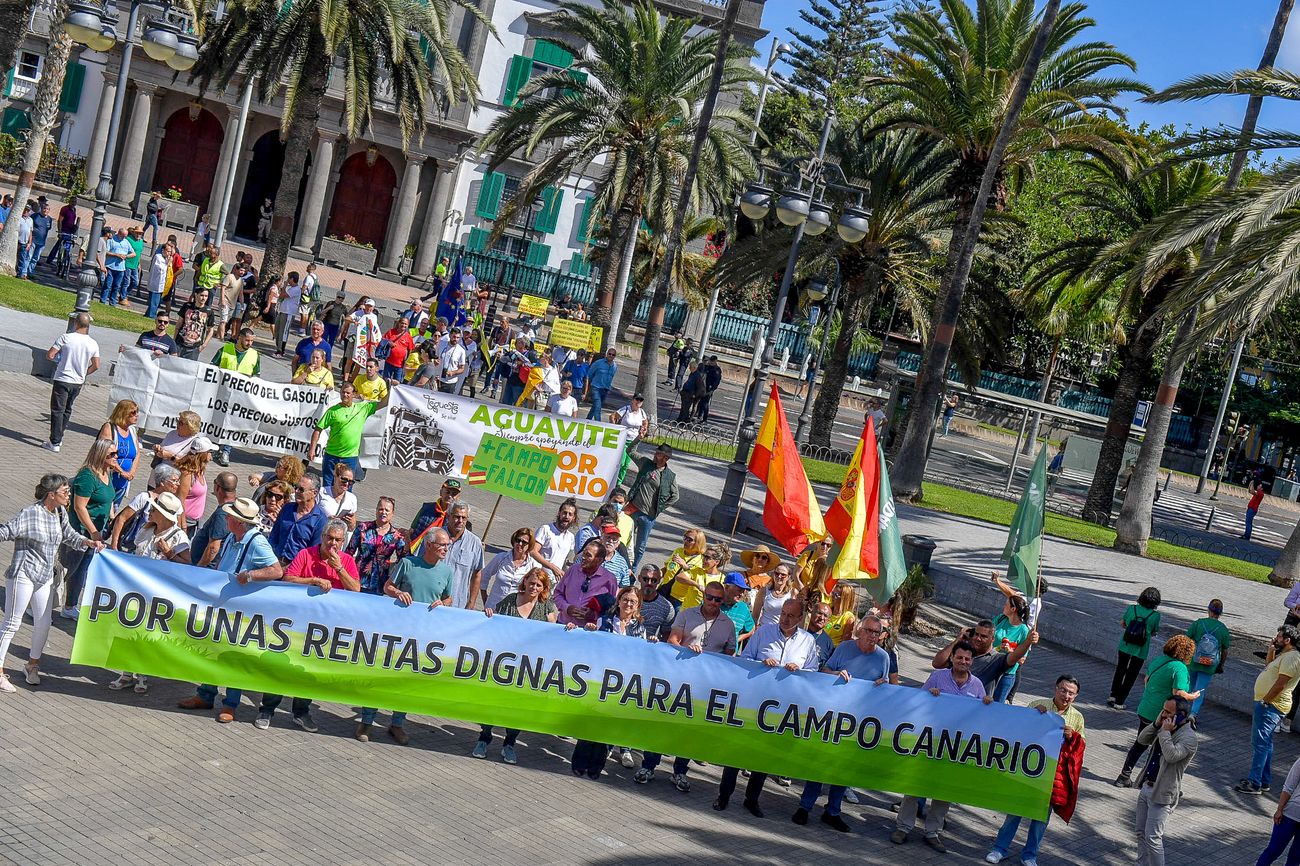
[0,474,101,692]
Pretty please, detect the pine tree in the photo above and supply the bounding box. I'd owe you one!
[786,0,887,105]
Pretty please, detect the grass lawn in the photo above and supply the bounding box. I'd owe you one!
[0,273,152,333]
[655,431,1272,583]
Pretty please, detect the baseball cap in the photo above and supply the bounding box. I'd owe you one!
[443,478,462,490]
[723,572,749,589]
[601,523,622,536]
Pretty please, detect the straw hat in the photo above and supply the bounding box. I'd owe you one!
[152,492,184,523]
[740,544,775,569]
[221,497,261,525]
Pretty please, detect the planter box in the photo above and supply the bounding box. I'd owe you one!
[318,236,378,273]
[134,192,200,232]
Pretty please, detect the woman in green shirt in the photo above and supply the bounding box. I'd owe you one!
[61,440,117,618]
[1108,586,1162,709]
[990,572,1032,703]
[1186,599,1230,716]
[1115,634,1200,786]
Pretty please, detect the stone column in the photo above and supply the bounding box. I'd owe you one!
[206,103,240,230]
[379,152,425,273]
[413,158,460,276]
[110,83,157,211]
[83,71,117,185]
[292,132,339,253]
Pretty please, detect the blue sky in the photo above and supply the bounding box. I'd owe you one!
[758,1,1300,138]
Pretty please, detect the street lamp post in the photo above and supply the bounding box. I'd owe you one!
[63,0,197,327]
[708,113,871,531]
[793,259,841,444]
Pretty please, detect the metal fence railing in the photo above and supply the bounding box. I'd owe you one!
[437,241,597,306]
[0,136,86,194]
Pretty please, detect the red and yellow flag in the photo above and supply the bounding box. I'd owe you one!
[748,383,827,555]
[824,418,881,582]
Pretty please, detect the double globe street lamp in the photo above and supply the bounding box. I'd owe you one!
[63,1,199,323]
[709,114,870,531]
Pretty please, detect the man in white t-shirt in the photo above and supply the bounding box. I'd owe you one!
[613,394,648,440]
[44,312,100,452]
[319,464,359,544]
[547,381,579,417]
[438,329,468,393]
[532,498,579,580]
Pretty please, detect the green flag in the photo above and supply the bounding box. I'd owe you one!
[1002,445,1048,598]
[859,442,909,603]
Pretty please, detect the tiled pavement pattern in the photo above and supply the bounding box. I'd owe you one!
[0,308,1285,864]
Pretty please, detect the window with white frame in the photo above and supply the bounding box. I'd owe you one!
[14,52,41,83]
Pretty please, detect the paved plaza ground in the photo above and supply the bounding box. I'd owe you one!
[0,307,1287,864]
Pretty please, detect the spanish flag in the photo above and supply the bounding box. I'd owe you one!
[748,383,827,555]
[826,417,908,602]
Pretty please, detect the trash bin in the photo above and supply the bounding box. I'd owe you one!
[902,534,937,573]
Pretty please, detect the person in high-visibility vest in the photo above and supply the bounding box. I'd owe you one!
[209,327,261,466]
[196,244,226,292]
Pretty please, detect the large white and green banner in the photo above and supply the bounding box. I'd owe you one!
[74,552,1061,817]
[383,385,626,502]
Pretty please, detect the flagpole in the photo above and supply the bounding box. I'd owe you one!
[728,474,750,543]
[482,493,504,545]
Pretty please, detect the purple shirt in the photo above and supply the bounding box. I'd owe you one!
[552,561,617,626]
[922,668,987,699]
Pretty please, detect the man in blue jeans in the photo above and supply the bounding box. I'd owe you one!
[175,498,282,721]
[1237,625,1300,794]
[586,347,618,421]
[625,443,678,570]
[99,226,135,305]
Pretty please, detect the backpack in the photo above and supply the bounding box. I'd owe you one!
[1122,607,1153,647]
[1194,627,1222,668]
[375,339,393,362]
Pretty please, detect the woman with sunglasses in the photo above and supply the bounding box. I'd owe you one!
[257,480,291,533]
[319,464,358,543]
[291,347,335,389]
[663,528,707,611]
[740,544,776,591]
[346,496,407,595]
[752,562,801,629]
[826,583,859,648]
[569,586,647,778]
[672,541,727,611]
[481,528,537,609]
[796,536,832,593]
[96,399,140,510]
[477,568,558,762]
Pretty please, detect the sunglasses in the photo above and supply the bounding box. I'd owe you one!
[337,477,354,486]
[704,594,724,602]
[264,493,284,501]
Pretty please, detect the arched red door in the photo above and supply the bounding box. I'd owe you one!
[152,107,224,209]
[326,151,396,249]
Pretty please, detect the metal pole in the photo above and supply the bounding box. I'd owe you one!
[1196,334,1245,494]
[212,82,253,248]
[731,327,766,447]
[1004,407,1031,493]
[72,0,146,327]
[794,260,840,443]
[710,112,833,530]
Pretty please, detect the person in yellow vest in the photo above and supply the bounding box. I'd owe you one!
[210,327,261,467]
[196,244,226,292]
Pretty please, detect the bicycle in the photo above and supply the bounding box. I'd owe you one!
[49,232,76,281]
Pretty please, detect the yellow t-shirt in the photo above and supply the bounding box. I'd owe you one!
[1256,649,1300,713]
[1028,698,1086,740]
[294,365,335,389]
[353,374,389,402]
[826,611,855,646]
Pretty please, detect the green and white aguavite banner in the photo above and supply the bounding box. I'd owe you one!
[73,552,1062,817]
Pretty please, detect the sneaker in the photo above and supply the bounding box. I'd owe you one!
[472,741,488,759]
[1263,783,1274,793]
[108,673,133,690]
[23,665,39,686]
[820,812,850,833]
[502,744,517,765]
[1021,858,1038,866]
[1235,779,1262,794]
[213,452,230,467]
[59,606,78,620]
[843,788,861,804]
[0,675,15,694]
[292,713,318,733]
[1106,697,1116,707]
[1113,772,1132,788]
[923,835,947,854]
[1283,719,1293,734]
[985,852,1005,864]
[890,829,909,845]
[671,772,691,793]
[620,748,635,768]
[775,776,792,787]
[634,768,654,784]
[41,441,60,453]
[1114,703,1126,711]
[792,807,809,825]
[253,713,272,730]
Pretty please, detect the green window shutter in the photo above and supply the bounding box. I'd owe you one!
[525,241,550,267]
[535,186,563,234]
[576,198,595,243]
[466,226,490,252]
[502,54,532,107]
[3,68,13,98]
[569,253,591,276]
[569,69,588,85]
[2,107,30,137]
[58,62,86,113]
[531,39,574,69]
[474,171,505,219]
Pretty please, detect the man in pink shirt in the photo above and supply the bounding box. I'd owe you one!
[552,538,616,626]
[284,518,360,591]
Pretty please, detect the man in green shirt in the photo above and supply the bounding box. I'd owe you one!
[308,381,386,491]
[385,528,454,606]
[125,227,145,302]
[1185,598,1230,716]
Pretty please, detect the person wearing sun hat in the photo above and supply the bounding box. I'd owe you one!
[740,543,777,591]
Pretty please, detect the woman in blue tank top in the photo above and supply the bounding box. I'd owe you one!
[98,400,140,509]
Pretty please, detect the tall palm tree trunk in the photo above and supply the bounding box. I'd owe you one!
[890,0,1063,501]
[0,2,70,275]
[1021,339,1059,455]
[1270,518,1300,587]
[634,0,742,422]
[0,0,37,79]
[810,265,873,447]
[1115,0,1293,554]
[259,33,332,292]
[606,209,638,351]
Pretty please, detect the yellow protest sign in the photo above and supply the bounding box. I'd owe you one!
[550,318,593,350]
[587,326,604,353]
[518,294,550,317]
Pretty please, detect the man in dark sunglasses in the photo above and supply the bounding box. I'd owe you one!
[552,538,615,627]
[134,314,179,357]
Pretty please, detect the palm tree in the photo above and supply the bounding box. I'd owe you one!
[876,0,1148,500]
[192,0,484,292]
[1025,149,1221,523]
[0,0,72,274]
[476,0,756,350]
